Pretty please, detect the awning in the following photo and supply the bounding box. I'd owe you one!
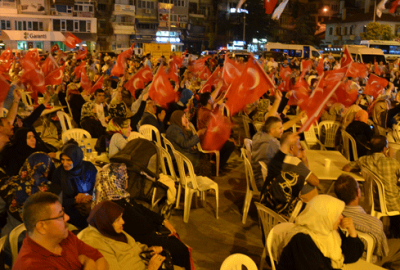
[72,33,97,42]
[0,30,65,41]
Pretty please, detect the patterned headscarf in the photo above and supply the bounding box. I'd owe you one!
[92,163,130,208]
[0,152,53,220]
[106,118,131,138]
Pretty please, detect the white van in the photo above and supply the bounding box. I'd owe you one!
[345,45,386,64]
[360,40,400,61]
[264,42,320,59]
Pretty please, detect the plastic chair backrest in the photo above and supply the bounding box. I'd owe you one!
[266,222,296,270]
[21,92,33,106]
[57,111,73,133]
[244,138,252,159]
[288,200,303,223]
[62,128,92,144]
[161,134,176,153]
[356,230,376,263]
[341,130,359,161]
[259,161,268,182]
[301,117,320,146]
[172,150,199,190]
[242,115,252,139]
[220,253,258,270]
[241,148,260,195]
[65,97,73,118]
[318,120,341,148]
[139,124,162,146]
[127,131,145,141]
[158,146,177,180]
[10,223,27,265]
[393,123,400,143]
[254,202,287,242]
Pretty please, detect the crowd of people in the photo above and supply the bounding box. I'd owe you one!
[0,44,400,269]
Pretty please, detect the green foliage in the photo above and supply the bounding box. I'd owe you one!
[360,22,395,40]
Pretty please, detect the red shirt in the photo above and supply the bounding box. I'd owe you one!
[13,231,103,270]
[197,106,212,141]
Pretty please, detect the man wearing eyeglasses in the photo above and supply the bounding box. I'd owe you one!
[13,192,109,270]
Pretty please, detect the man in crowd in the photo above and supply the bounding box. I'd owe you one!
[13,192,108,269]
[140,100,166,134]
[80,89,109,138]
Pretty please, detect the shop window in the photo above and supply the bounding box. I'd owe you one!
[33,21,39,31]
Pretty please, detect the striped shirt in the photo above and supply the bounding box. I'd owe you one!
[343,205,389,257]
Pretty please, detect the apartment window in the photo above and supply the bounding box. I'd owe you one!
[61,20,66,31]
[336,26,341,35]
[74,21,79,31]
[350,26,353,35]
[33,21,38,30]
[174,0,185,7]
[53,20,60,31]
[343,27,347,35]
[67,20,74,31]
[329,27,333,35]
[138,1,154,9]
[189,2,197,13]
[86,21,91,32]
[0,20,11,30]
[80,20,86,32]
[74,3,94,12]
[27,21,32,30]
[67,6,72,13]
[98,4,106,11]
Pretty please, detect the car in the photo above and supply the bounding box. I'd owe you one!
[201,50,217,56]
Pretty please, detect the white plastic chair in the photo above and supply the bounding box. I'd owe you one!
[259,161,268,182]
[288,200,303,223]
[266,222,296,270]
[173,150,219,223]
[127,131,145,141]
[21,92,33,106]
[301,117,326,150]
[158,146,178,182]
[62,128,91,144]
[220,253,258,270]
[1,107,8,117]
[161,133,175,152]
[392,123,400,143]
[318,120,341,148]
[357,230,376,263]
[57,111,73,133]
[65,97,73,118]
[189,123,221,176]
[254,202,288,270]
[10,223,26,265]
[139,124,162,146]
[242,115,253,139]
[244,138,252,161]
[240,148,261,224]
[360,167,400,219]
[341,130,359,161]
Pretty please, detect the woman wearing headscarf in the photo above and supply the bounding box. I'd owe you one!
[346,109,374,158]
[166,110,209,176]
[78,200,166,270]
[277,195,364,270]
[92,163,191,270]
[0,127,56,177]
[52,144,97,229]
[106,117,132,158]
[108,88,133,119]
[321,103,345,122]
[0,153,54,236]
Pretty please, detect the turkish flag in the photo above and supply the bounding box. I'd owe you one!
[288,77,310,109]
[0,62,12,73]
[20,69,46,95]
[316,57,324,76]
[73,61,86,79]
[264,0,279,14]
[199,66,222,93]
[63,32,82,49]
[364,74,388,99]
[21,53,39,72]
[91,75,104,93]
[188,56,210,76]
[341,46,353,68]
[198,67,211,81]
[225,55,275,116]
[346,62,368,78]
[45,65,64,86]
[301,59,313,73]
[25,49,40,63]
[148,66,177,108]
[76,47,87,60]
[0,48,13,63]
[222,55,246,86]
[374,58,382,76]
[279,66,292,80]
[80,68,92,92]
[329,80,359,108]
[111,46,135,77]
[323,67,348,88]
[390,0,400,13]
[41,54,59,76]
[124,66,153,96]
[201,108,232,151]
[299,75,342,132]
[0,75,10,104]
[167,61,179,83]
[171,51,186,68]
[51,44,60,53]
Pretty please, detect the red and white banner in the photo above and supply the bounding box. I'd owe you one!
[124,66,153,96]
[364,74,389,99]
[148,66,177,108]
[341,46,353,68]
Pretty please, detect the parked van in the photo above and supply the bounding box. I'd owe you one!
[360,40,400,61]
[345,45,386,64]
[265,42,320,59]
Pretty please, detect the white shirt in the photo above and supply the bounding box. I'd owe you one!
[95,103,107,127]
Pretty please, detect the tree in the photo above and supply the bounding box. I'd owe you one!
[360,22,395,40]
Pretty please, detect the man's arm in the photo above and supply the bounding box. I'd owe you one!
[265,90,282,119]
[6,88,21,125]
[343,161,360,172]
[78,255,109,270]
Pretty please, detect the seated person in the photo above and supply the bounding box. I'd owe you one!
[140,100,166,134]
[106,118,132,158]
[80,89,108,138]
[0,127,56,177]
[52,144,97,229]
[345,110,374,158]
[79,200,183,270]
[93,163,191,270]
[13,192,108,270]
[0,153,54,236]
[260,132,319,217]
[278,195,364,270]
[108,88,132,119]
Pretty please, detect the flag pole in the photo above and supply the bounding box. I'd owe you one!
[373,0,376,22]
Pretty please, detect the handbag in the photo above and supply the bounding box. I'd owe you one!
[139,249,174,270]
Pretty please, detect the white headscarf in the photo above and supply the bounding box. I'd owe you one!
[282,195,345,269]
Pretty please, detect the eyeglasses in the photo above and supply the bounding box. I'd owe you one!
[39,208,66,222]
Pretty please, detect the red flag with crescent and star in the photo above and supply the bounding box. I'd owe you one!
[148,66,177,108]
[0,48,13,63]
[41,54,59,76]
[51,44,60,53]
[124,66,153,96]
[264,0,279,14]
[341,46,353,68]
[76,47,87,60]
[45,65,64,86]
[91,75,104,93]
[224,55,275,116]
[199,66,223,93]
[20,69,46,95]
[63,32,82,49]
[111,44,135,77]
[328,80,359,108]
[222,55,246,86]
[346,62,368,78]
[73,61,86,79]
[364,74,388,99]
[390,0,400,13]
[80,68,92,92]
[316,57,324,76]
[201,108,232,151]
[288,77,310,109]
